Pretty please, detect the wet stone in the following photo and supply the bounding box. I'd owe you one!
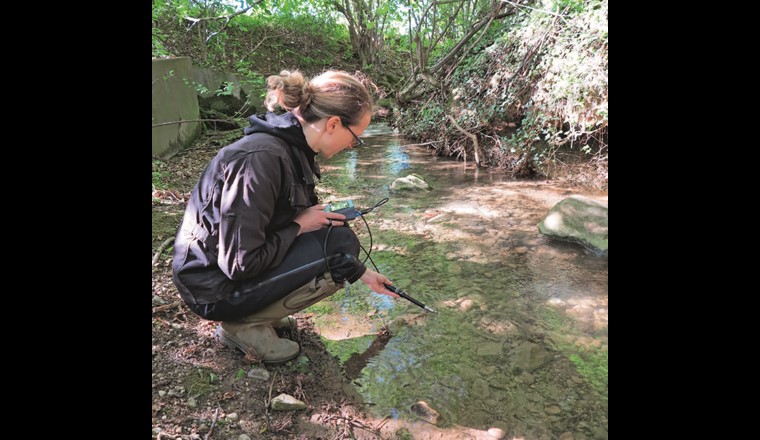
[520,372,535,384]
[476,342,503,356]
[411,401,441,425]
[511,341,552,372]
[459,365,479,380]
[459,299,475,311]
[484,398,500,408]
[593,427,608,440]
[481,366,497,375]
[488,427,506,439]
[490,421,509,433]
[395,428,414,440]
[472,379,490,398]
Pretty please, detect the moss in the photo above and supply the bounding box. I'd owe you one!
[569,351,608,397]
[395,428,414,440]
[536,307,608,397]
[303,301,335,316]
[152,209,181,250]
[183,368,219,399]
[321,335,375,364]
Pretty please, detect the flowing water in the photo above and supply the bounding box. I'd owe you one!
[309,125,608,440]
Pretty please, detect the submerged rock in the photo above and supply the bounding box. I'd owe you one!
[411,400,441,425]
[510,341,553,372]
[390,174,432,191]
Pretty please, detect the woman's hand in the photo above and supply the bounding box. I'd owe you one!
[294,204,346,235]
[360,269,399,298]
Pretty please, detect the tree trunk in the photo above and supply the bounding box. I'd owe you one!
[397,3,517,104]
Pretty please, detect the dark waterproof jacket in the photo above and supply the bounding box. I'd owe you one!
[172,112,361,305]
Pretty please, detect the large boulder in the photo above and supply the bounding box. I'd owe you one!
[390,174,432,191]
[538,195,608,256]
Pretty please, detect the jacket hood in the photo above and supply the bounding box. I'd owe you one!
[243,111,317,164]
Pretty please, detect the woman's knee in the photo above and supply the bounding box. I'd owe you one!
[328,226,360,255]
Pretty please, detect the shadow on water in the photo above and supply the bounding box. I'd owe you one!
[308,124,608,440]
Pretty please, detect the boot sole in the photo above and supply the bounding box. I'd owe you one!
[215,326,300,365]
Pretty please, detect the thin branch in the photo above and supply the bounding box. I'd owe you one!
[152,238,175,266]
[250,35,272,53]
[204,407,220,440]
[447,114,483,166]
[398,2,516,102]
[429,4,515,75]
[152,118,236,128]
[265,371,277,415]
[184,1,263,43]
[502,12,562,92]
[396,141,444,148]
[152,301,183,314]
[427,0,466,60]
[445,13,495,81]
[184,6,253,24]
[501,0,570,25]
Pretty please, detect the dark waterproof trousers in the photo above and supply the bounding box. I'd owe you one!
[187,226,364,322]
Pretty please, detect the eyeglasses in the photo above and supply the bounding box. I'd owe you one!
[341,119,365,148]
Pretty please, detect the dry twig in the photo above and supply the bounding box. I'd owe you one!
[395,141,443,148]
[152,301,183,314]
[184,1,263,43]
[204,407,220,440]
[152,118,236,128]
[447,114,483,166]
[152,238,175,266]
[267,371,277,410]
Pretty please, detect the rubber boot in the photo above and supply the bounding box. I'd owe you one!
[215,321,300,364]
[271,316,297,331]
[231,272,343,326]
[271,316,298,340]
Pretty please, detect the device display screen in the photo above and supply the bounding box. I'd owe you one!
[325,200,357,220]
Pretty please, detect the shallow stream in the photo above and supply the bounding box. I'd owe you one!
[309,125,608,440]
